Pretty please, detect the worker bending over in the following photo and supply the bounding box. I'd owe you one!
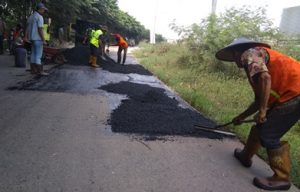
[216,37,300,191]
[110,33,128,65]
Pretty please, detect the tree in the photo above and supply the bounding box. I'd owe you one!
[171,6,282,75]
[0,0,149,43]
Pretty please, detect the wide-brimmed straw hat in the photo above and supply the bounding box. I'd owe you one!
[215,37,271,62]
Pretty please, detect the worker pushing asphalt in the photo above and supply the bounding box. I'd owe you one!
[216,37,300,191]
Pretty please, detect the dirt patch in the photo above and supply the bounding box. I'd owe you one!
[100,82,228,139]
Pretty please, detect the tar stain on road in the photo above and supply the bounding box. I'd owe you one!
[6,66,101,94]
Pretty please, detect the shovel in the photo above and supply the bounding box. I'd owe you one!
[194,119,255,137]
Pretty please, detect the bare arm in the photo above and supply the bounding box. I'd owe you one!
[256,72,271,123]
[38,27,45,42]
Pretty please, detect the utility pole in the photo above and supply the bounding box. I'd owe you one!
[212,0,217,14]
[150,0,158,44]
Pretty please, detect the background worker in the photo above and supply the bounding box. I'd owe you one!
[58,25,64,44]
[82,27,92,45]
[110,33,128,65]
[26,2,48,75]
[9,23,24,55]
[43,18,51,45]
[215,37,300,191]
[88,25,103,68]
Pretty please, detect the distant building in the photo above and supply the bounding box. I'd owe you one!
[280,6,300,35]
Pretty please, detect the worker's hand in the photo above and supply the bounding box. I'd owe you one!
[232,115,245,125]
[254,110,267,124]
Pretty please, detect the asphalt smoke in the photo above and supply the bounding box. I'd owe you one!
[100,82,227,139]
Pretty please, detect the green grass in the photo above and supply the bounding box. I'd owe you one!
[134,42,300,187]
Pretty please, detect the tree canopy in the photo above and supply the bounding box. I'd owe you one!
[170,6,290,75]
[0,0,152,42]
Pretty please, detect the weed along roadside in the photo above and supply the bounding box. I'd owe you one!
[133,42,300,188]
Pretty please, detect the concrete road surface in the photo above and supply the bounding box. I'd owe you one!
[0,51,299,192]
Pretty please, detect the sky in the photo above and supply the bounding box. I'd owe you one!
[118,0,300,39]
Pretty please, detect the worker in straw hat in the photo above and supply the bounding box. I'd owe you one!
[215,37,300,191]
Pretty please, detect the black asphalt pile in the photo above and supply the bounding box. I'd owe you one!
[100,82,227,139]
[101,55,152,76]
[64,45,90,66]
[64,46,152,75]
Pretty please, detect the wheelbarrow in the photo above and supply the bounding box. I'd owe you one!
[43,46,67,64]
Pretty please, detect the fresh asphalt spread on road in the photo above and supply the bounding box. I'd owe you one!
[7,45,222,140]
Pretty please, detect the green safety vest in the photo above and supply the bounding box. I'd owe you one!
[89,29,103,48]
[43,24,50,41]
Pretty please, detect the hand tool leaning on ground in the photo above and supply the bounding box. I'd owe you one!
[194,119,255,137]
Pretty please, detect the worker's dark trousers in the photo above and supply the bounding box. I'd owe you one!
[256,96,300,149]
[0,35,3,54]
[90,44,98,56]
[117,46,127,64]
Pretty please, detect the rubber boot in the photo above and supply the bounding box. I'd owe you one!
[253,142,291,191]
[30,64,38,74]
[37,65,49,76]
[91,56,99,68]
[234,126,261,167]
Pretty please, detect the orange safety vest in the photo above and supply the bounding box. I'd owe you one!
[264,48,300,105]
